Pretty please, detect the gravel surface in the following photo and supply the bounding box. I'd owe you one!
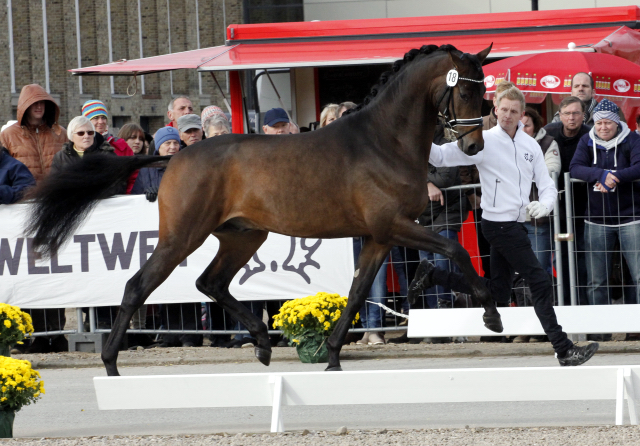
[3,426,640,445]
[15,332,640,370]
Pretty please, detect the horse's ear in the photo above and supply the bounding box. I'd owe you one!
[476,44,493,63]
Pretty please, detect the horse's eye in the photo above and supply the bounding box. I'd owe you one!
[460,93,470,102]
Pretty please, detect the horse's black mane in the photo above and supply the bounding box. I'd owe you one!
[344,44,473,116]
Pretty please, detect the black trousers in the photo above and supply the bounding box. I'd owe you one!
[431,219,574,355]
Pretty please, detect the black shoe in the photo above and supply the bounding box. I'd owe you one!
[181,342,195,348]
[557,342,599,367]
[408,260,435,305]
[276,340,290,347]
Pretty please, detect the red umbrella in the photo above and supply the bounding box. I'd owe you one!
[482,51,640,99]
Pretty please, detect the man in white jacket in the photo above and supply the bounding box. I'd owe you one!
[409,86,598,367]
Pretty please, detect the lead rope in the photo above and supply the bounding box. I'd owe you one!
[365,300,409,319]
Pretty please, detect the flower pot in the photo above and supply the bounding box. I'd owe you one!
[296,335,329,363]
[0,345,10,357]
[0,410,15,438]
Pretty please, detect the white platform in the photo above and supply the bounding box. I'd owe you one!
[407,305,640,338]
[95,365,640,432]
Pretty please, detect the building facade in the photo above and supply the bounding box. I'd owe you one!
[0,0,243,133]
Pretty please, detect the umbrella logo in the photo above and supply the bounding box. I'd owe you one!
[613,79,631,93]
[540,75,561,89]
[484,75,496,88]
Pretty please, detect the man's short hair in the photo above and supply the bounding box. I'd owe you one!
[559,95,586,113]
[495,80,516,95]
[168,96,191,111]
[496,86,526,111]
[67,116,95,140]
[571,72,594,89]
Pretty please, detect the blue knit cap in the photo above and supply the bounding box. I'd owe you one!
[592,99,620,125]
[154,127,180,152]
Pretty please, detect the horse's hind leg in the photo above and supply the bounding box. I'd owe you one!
[390,218,502,333]
[195,230,272,366]
[326,237,391,371]
[102,241,195,376]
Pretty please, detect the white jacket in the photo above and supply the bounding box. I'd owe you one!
[430,122,557,223]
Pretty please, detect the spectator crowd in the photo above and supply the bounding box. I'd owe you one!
[1,69,639,352]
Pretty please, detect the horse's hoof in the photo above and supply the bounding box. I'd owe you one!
[255,346,272,366]
[483,313,504,333]
[325,365,343,372]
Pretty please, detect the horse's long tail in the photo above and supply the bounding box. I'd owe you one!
[25,154,171,259]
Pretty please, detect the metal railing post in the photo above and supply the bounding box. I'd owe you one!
[552,172,564,305]
[89,307,96,333]
[564,173,578,306]
[77,307,85,333]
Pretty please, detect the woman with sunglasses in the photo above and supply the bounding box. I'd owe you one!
[50,116,125,193]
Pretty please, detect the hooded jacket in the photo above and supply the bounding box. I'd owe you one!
[430,121,557,223]
[2,84,67,182]
[569,123,640,225]
[0,148,36,204]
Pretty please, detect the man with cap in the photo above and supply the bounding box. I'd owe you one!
[570,99,640,312]
[263,108,291,135]
[177,114,204,147]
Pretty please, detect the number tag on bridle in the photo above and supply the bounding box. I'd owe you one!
[446,69,459,87]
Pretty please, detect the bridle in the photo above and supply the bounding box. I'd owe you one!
[435,65,485,140]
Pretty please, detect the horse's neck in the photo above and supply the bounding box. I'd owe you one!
[360,66,439,162]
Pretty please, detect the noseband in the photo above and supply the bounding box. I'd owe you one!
[436,68,485,140]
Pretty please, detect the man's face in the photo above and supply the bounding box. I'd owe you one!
[571,74,593,102]
[496,98,524,135]
[26,101,45,123]
[168,98,194,123]
[158,140,180,156]
[559,102,584,132]
[180,128,203,146]
[263,121,289,135]
[91,115,108,134]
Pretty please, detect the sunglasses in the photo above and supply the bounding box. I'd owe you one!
[74,131,95,136]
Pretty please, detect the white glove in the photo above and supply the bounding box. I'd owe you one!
[527,201,550,219]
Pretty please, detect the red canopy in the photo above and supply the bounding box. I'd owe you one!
[483,51,640,98]
[71,7,640,75]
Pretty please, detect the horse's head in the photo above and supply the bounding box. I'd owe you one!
[437,44,492,156]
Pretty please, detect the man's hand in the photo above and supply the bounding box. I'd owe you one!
[144,185,159,202]
[526,201,550,219]
[427,183,444,206]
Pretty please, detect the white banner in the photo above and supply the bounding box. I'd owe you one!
[0,196,355,308]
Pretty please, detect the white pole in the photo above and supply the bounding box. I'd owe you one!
[106,0,114,95]
[74,0,83,94]
[167,0,173,96]
[195,0,202,96]
[137,0,145,94]
[41,0,50,93]
[7,0,15,94]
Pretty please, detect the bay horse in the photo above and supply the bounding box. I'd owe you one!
[26,44,501,376]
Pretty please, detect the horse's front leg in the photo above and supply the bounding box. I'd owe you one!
[390,218,502,333]
[326,237,391,371]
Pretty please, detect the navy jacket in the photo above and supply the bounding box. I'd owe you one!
[130,166,165,195]
[569,129,640,225]
[0,148,36,204]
